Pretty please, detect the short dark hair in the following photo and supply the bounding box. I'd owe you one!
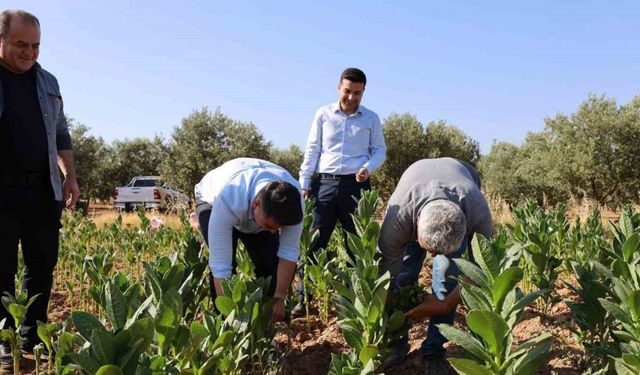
[0,10,40,38]
[257,181,302,226]
[340,67,367,87]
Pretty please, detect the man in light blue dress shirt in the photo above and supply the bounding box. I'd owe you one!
[293,68,386,315]
[194,158,304,324]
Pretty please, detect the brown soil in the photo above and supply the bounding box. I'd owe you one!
[272,264,589,375]
[18,260,591,375]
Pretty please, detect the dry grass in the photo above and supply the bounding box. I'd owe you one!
[486,195,514,226]
[487,194,634,229]
[89,209,184,230]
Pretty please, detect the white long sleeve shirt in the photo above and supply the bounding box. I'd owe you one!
[194,158,303,278]
[298,102,386,190]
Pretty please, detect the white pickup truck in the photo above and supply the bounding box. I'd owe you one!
[114,176,189,212]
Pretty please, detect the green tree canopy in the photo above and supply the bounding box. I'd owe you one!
[68,119,109,202]
[482,94,640,206]
[373,113,480,200]
[160,107,272,195]
[269,144,304,179]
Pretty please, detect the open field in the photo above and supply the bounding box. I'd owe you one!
[11,196,640,374]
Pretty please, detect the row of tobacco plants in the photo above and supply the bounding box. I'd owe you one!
[298,195,640,375]
[3,194,640,374]
[2,208,289,375]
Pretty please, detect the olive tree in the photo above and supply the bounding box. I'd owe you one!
[373,113,480,200]
[160,107,271,194]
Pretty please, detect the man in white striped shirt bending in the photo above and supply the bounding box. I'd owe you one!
[194,158,304,324]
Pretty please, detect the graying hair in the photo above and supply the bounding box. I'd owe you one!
[0,10,40,37]
[417,200,466,256]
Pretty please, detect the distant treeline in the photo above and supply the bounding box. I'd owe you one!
[71,94,640,208]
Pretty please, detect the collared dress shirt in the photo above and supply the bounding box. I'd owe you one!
[194,158,303,278]
[298,102,386,190]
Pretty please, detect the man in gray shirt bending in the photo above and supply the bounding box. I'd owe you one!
[379,158,493,373]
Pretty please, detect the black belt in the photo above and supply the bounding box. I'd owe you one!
[319,173,356,180]
[0,172,45,187]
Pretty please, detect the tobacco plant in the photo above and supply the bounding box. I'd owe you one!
[438,310,551,375]
[215,276,279,374]
[454,235,542,330]
[306,246,337,322]
[298,198,319,322]
[66,311,154,374]
[328,351,375,375]
[331,190,405,370]
[438,235,551,374]
[509,200,562,310]
[0,290,40,374]
[561,207,615,367]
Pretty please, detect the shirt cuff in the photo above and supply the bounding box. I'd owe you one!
[299,177,312,191]
[209,262,233,279]
[277,247,300,263]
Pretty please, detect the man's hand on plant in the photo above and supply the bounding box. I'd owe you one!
[269,296,286,325]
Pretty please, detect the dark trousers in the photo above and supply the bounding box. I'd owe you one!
[196,200,279,301]
[296,175,370,297]
[0,183,62,344]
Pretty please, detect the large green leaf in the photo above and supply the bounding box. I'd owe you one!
[36,322,57,351]
[467,310,508,358]
[614,358,640,375]
[347,234,365,261]
[627,290,640,323]
[612,259,632,280]
[436,323,491,363]
[448,358,493,375]
[125,317,154,351]
[231,281,246,304]
[155,289,183,353]
[67,353,101,374]
[354,279,373,309]
[161,264,186,292]
[599,298,632,325]
[506,290,546,319]
[7,304,27,326]
[143,263,163,301]
[215,296,235,316]
[117,337,144,372]
[359,345,378,367]
[72,311,107,342]
[95,364,125,375]
[622,354,640,369]
[492,267,524,311]
[460,284,492,312]
[333,281,356,302]
[454,259,490,290]
[622,233,640,262]
[212,330,234,350]
[105,282,128,332]
[508,333,552,375]
[90,329,115,365]
[618,210,635,240]
[472,235,500,279]
[339,320,364,351]
[387,311,405,333]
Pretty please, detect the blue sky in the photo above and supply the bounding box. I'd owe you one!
[11,0,640,154]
